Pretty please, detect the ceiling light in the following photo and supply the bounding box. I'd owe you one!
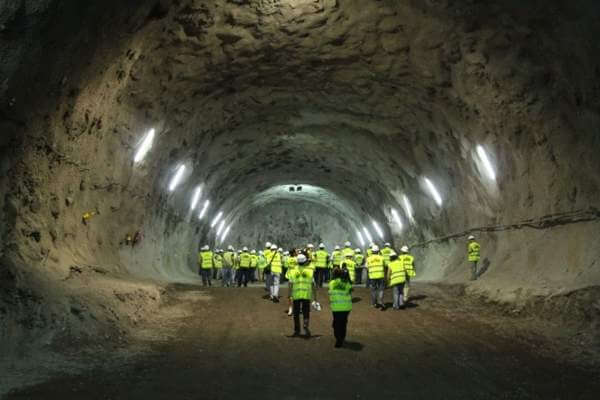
[134,128,155,163]
[424,177,442,206]
[362,226,373,244]
[198,200,210,220]
[168,165,186,192]
[391,209,403,230]
[211,211,223,228]
[220,225,231,243]
[402,195,415,224]
[190,186,202,210]
[216,220,225,236]
[372,220,384,240]
[476,145,496,181]
[356,230,365,247]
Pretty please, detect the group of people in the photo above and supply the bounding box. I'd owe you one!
[197,236,482,347]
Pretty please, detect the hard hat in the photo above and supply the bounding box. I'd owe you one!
[270,244,277,250]
[372,245,380,253]
[228,245,234,250]
[297,254,308,265]
[259,250,264,255]
[385,242,391,247]
[344,241,351,247]
[202,245,209,251]
[219,249,224,253]
[266,242,272,248]
[243,246,248,251]
[355,248,361,253]
[334,245,340,250]
[401,245,409,252]
[319,243,325,249]
[390,251,398,260]
[237,250,242,253]
[284,251,290,256]
[468,235,475,240]
[278,247,283,252]
[307,243,314,248]
[251,250,256,254]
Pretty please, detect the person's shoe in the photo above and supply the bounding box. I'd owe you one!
[380,304,386,311]
[273,297,279,303]
[287,307,293,316]
[334,341,343,348]
[304,327,311,338]
[292,331,301,337]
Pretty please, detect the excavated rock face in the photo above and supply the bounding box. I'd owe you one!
[1,0,600,342]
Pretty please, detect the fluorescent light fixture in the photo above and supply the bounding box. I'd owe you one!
[356,230,365,247]
[134,128,155,163]
[362,226,373,244]
[211,211,223,228]
[391,209,403,230]
[220,225,231,243]
[372,220,384,240]
[198,200,210,220]
[476,145,496,181]
[216,220,225,236]
[190,186,202,210]
[424,177,442,206]
[402,195,415,224]
[168,165,186,192]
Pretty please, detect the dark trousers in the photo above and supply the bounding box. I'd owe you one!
[293,299,311,333]
[355,267,363,284]
[332,311,350,344]
[200,269,212,286]
[237,268,249,287]
[315,268,326,287]
[250,268,257,282]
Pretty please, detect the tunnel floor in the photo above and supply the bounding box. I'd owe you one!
[5,283,600,400]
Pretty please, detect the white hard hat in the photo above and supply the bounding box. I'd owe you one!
[202,245,209,251]
[237,250,242,253]
[251,249,256,254]
[369,243,374,247]
[334,245,340,250]
[278,247,283,252]
[270,244,277,250]
[401,245,409,252]
[355,248,361,253]
[243,246,248,251]
[390,251,397,258]
[228,245,234,250]
[307,243,314,248]
[385,242,391,247]
[344,241,351,247]
[266,242,272,248]
[284,251,289,256]
[372,245,380,252]
[297,254,307,265]
[468,235,475,240]
[319,243,325,249]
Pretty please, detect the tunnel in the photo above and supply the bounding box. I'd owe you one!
[1,0,600,398]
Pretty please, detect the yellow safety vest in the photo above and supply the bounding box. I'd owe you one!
[258,255,267,269]
[388,259,406,286]
[223,252,234,267]
[367,254,384,279]
[250,254,258,268]
[342,247,355,259]
[214,254,223,269]
[382,247,394,265]
[401,254,415,277]
[271,252,283,274]
[341,259,356,283]
[289,268,314,300]
[199,251,214,269]
[331,251,342,266]
[354,253,365,266]
[328,279,352,312]
[315,250,328,268]
[468,241,481,262]
[239,252,251,268]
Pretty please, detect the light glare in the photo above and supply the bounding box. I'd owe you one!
[198,200,210,220]
[362,226,373,244]
[476,145,496,181]
[220,225,231,243]
[391,209,403,230]
[216,220,225,236]
[211,211,224,228]
[356,230,365,247]
[424,177,443,206]
[190,186,202,210]
[402,195,415,224]
[134,129,155,163]
[372,220,384,240]
[168,165,186,192]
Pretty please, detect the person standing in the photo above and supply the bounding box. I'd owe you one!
[387,251,406,310]
[340,252,357,283]
[257,250,267,282]
[282,251,290,283]
[366,245,385,310]
[315,243,329,288]
[250,250,258,283]
[213,250,223,281]
[329,245,342,283]
[268,244,283,303]
[399,245,415,302]
[238,247,251,287]
[328,267,353,348]
[198,245,214,287]
[288,253,317,337]
[264,242,273,291]
[467,235,481,280]
[354,248,365,285]
[285,249,299,316]
[341,241,355,259]
[222,246,235,287]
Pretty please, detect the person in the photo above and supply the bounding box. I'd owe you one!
[387,251,406,310]
[263,242,273,291]
[268,244,283,302]
[354,248,365,285]
[285,249,299,316]
[233,250,242,284]
[330,245,342,282]
[222,246,235,287]
[381,242,395,281]
[198,245,214,287]
[399,245,415,302]
[366,245,385,310]
[340,252,357,283]
[250,250,258,283]
[238,247,251,287]
[467,235,481,280]
[213,249,223,280]
[366,243,375,288]
[288,253,317,337]
[282,251,290,283]
[314,243,329,288]
[257,250,267,282]
[328,267,352,347]
[341,241,355,259]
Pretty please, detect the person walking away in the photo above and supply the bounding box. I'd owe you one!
[264,242,273,291]
[288,253,317,337]
[250,250,258,283]
[198,245,214,287]
[282,251,290,283]
[341,242,355,260]
[268,244,283,302]
[399,246,415,302]
[315,243,329,288]
[467,235,480,280]
[213,250,223,281]
[330,245,342,283]
[328,267,352,347]
[354,248,365,285]
[257,250,267,282]
[238,247,251,287]
[366,245,385,310]
[223,246,235,287]
[387,251,406,310]
[340,252,357,283]
[285,249,299,316]
[366,243,375,288]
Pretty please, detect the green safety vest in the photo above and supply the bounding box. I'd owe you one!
[381,247,394,264]
[401,254,415,277]
[341,259,356,283]
[468,242,481,262]
[367,254,384,279]
[328,279,352,312]
[271,252,283,274]
[289,268,314,300]
[388,259,406,286]
[354,253,365,266]
[331,251,342,266]
[367,249,373,257]
[214,254,223,269]
[239,252,251,268]
[199,251,214,269]
[250,254,258,268]
[258,255,267,269]
[342,247,355,259]
[315,250,328,268]
[223,252,234,268]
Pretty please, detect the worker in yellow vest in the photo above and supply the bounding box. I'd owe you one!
[366,245,385,310]
[314,243,329,288]
[340,252,357,283]
[257,250,267,283]
[329,267,352,348]
[306,243,315,263]
[342,241,355,259]
[365,243,375,288]
[233,249,242,284]
[285,249,300,316]
[330,245,342,283]
[213,249,223,281]
[238,247,251,287]
[268,244,283,303]
[223,246,235,287]
[288,253,317,337]
[399,246,416,302]
[468,235,481,280]
[354,248,365,285]
[282,250,290,283]
[198,245,214,287]
[263,242,273,291]
[250,250,258,283]
[387,251,406,309]
[381,243,394,265]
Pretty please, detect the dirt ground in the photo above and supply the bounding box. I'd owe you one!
[4,282,600,400]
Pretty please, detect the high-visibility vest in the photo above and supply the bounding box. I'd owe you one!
[367,249,373,257]
[401,254,415,277]
[282,255,289,269]
[341,259,356,283]
[342,247,355,259]
[250,254,258,268]
[388,259,406,286]
[239,252,251,268]
[288,256,298,270]
[199,251,214,269]
[258,255,267,269]
[315,250,328,268]
[223,252,234,268]
[354,253,365,266]
[367,254,384,279]
[382,247,394,265]
[214,254,223,269]
[331,251,342,266]
[289,268,314,300]
[328,279,352,312]
[271,252,283,274]
[468,242,481,262]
